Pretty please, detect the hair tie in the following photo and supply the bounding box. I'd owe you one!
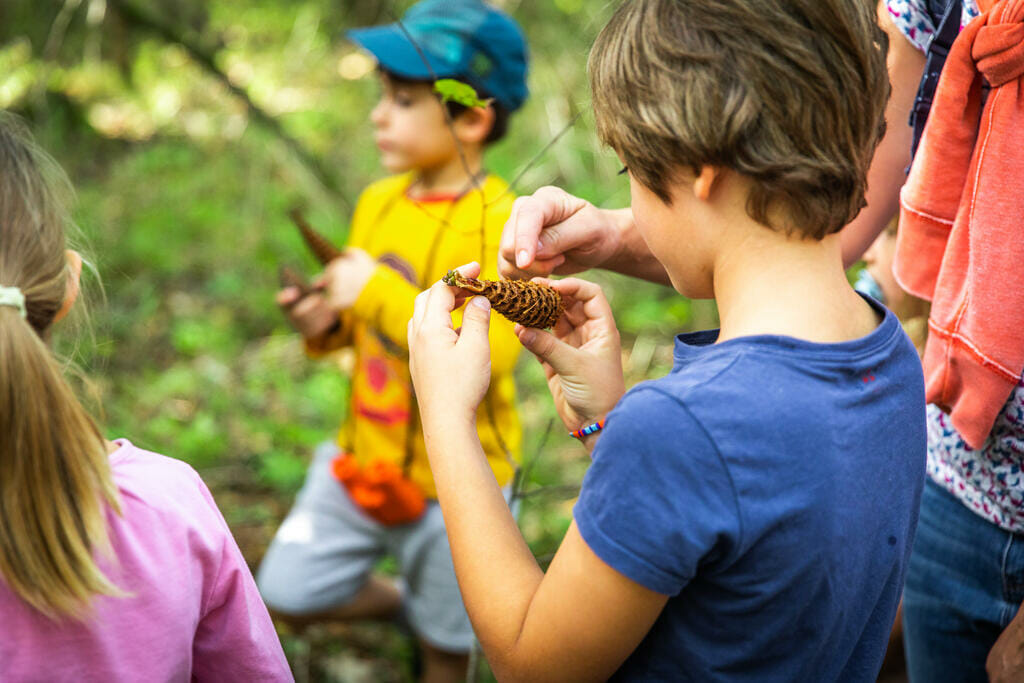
[0,285,27,319]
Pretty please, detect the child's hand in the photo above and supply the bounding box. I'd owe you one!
[317,247,376,312]
[277,288,339,339]
[514,277,624,432]
[499,187,622,279]
[408,263,493,427]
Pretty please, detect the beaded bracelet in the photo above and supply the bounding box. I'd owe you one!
[569,419,606,440]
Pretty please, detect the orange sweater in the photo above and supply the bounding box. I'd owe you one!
[894,0,1024,449]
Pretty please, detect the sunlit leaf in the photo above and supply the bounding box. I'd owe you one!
[433,78,489,108]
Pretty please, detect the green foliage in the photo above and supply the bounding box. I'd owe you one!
[433,78,489,108]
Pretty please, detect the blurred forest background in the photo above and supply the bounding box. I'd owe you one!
[0,1,870,681]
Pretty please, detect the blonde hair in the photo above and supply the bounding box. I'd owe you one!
[589,0,890,239]
[0,114,122,619]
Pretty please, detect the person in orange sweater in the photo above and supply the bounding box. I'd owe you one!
[890,1,1024,681]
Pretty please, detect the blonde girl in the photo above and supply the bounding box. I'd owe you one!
[0,115,290,682]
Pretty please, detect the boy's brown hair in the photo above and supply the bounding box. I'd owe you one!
[589,0,889,239]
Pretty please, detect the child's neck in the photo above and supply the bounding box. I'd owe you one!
[407,148,484,200]
[713,228,879,345]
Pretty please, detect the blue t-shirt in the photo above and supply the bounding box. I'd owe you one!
[574,299,926,681]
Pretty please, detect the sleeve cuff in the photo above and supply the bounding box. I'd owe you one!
[574,506,688,596]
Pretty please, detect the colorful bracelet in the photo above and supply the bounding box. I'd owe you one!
[569,419,606,440]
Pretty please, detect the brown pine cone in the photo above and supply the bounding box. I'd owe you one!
[443,271,564,329]
[289,208,343,265]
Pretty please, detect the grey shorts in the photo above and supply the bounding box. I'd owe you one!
[257,442,509,652]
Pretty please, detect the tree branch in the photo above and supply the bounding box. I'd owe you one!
[107,0,352,210]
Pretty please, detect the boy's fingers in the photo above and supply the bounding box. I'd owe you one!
[507,186,574,269]
[515,324,577,374]
[541,277,615,326]
[552,314,577,340]
[540,276,601,301]
[277,287,301,307]
[447,262,482,308]
[535,222,585,261]
[514,255,566,278]
[411,289,430,332]
[456,296,492,351]
[291,294,322,317]
[539,254,567,271]
[422,280,456,330]
[503,197,536,270]
[454,261,482,280]
[499,198,520,254]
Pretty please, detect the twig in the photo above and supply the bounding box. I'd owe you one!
[487,110,584,207]
[32,0,84,108]
[466,640,481,683]
[516,484,581,502]
[511,417,556,505]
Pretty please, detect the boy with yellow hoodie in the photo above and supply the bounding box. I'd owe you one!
[257,2,528,679]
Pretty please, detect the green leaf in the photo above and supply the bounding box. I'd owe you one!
[433,79,489,108]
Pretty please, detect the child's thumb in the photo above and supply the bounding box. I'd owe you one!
[457,296,492,349]
[516,325,575,374]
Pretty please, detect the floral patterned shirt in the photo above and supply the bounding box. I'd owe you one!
[885,0,980,53]
[928,381,1024,532]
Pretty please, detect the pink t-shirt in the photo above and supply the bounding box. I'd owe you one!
[0,440,292,682]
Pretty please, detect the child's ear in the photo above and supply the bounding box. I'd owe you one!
[693,166,722,202]
[453,105,496,145]
[52,249,82,324]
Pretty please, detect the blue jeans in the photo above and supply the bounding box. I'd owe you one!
[903,479,1024,682]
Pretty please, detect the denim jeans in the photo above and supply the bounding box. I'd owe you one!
[903,479,1024,682]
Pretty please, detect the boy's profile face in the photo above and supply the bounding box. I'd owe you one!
[370,73,459,174]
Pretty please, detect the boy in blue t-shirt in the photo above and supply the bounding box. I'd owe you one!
[406,0,926,680]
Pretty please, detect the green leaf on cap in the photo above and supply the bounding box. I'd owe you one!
[434,79,490,108]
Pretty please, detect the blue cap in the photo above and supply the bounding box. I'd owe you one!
[347,0,529,112]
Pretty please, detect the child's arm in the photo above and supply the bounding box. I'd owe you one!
[988,598,1024,683]
[838,0,927,268]
[409,267,665,680]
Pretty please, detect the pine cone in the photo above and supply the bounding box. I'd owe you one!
[289,208,343,265]
[443,271,564,328]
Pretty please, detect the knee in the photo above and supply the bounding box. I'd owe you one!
[256,547,353,617]
[256,560,318,616]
